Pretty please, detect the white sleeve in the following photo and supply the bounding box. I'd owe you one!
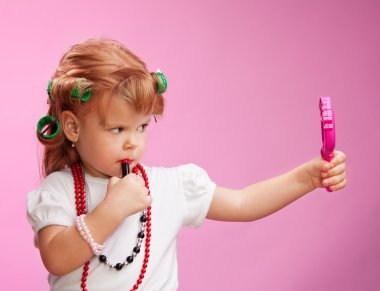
[27,173,76,235]
[178,164,216,228]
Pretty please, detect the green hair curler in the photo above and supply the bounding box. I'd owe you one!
[71,79,92,102]
[155,70,168,94]
[37,115,61,139]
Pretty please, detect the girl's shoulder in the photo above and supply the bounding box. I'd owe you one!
[40,167,74,192]
[27,168,74,202]
[27,168,77,234]
[148,164,216,229]
[148,163,208,177]
[148,163,214,191]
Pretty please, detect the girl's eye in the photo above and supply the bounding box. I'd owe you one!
[110,128,122,133]
[137,124,148,132]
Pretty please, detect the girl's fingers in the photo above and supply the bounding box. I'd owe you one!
[329,178,347,191]
[323,151,346,171]
[331,150,346,166]
[323,172,346,187]
[108,176,120,187]
[325,162,346,177]
[138,176,145,186]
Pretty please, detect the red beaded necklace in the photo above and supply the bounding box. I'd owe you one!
[71,163,152,291]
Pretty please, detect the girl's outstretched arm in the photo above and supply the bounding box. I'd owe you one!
[206,151,346,222]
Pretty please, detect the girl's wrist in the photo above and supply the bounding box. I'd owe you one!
[76,214,106,256]
[296,162,318,193]
[93,200,125,228]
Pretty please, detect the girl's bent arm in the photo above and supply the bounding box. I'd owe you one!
[37,202,123,276]
[37,174,151,276]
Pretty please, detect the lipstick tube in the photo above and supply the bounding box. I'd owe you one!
[121,161,130,177]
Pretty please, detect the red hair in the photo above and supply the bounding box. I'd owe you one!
[38,38,165,176]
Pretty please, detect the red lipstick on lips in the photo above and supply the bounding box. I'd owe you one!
[120,159,132,177]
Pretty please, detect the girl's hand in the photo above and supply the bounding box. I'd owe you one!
[306,150,347,191]
[102,174,152,221]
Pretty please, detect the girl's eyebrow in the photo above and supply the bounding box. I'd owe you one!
[102,120,128,128]
[105,117,151,127]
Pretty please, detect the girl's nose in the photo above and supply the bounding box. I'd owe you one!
[123,133,137,150]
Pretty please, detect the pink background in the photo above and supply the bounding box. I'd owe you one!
[1,0,379,290]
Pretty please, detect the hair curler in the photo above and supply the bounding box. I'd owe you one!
[319,96,335,192]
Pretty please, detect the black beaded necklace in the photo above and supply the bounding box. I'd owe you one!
[98,211,148,270]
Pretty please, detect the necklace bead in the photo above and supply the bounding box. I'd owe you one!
[99,255,106,263]
[115,263,124,270]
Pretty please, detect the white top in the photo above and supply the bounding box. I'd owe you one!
[27,164,216,291]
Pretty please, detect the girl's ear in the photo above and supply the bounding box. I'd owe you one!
[61,111,80,142]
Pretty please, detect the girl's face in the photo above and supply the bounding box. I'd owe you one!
[75,95,151,178]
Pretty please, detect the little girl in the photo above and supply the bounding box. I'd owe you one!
[27,38,347,291]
